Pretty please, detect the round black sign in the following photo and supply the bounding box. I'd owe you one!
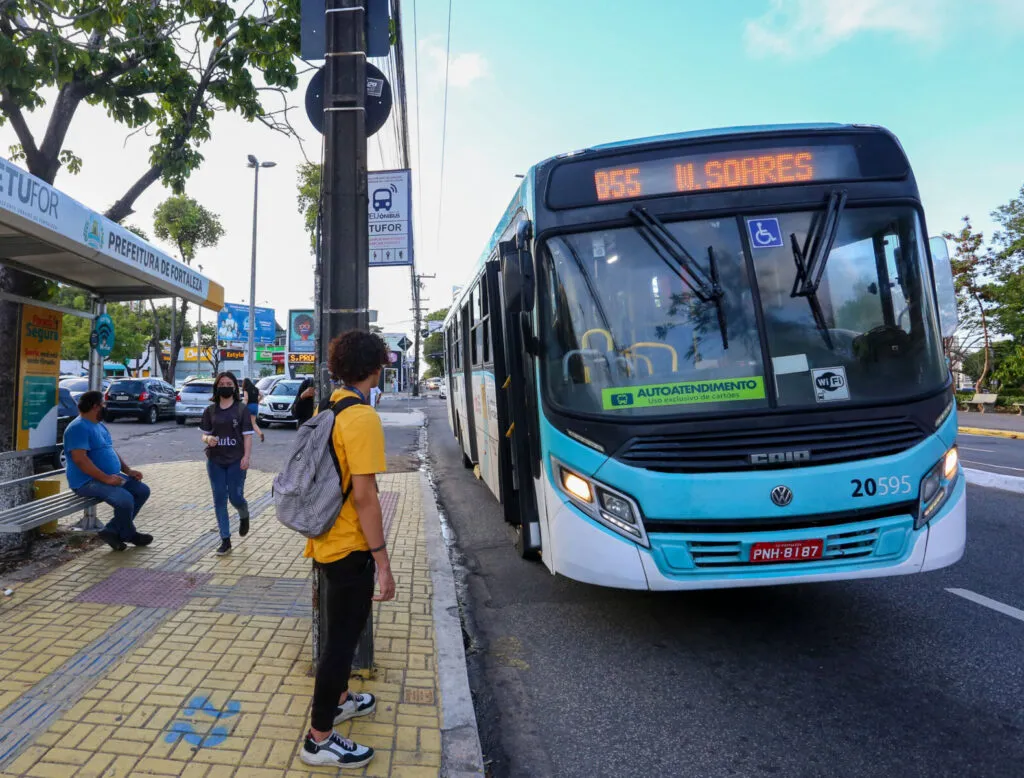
[304,62,393,137]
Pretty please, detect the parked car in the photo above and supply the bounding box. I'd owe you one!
[60,377,110,403]
[256,379,304,427]
[438,381,447,400]
[33,388,79,473]
[175,380,214,424]
[256,375,287,395]
[104,378,177,424]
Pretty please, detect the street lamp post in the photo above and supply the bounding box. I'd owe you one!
[246,155,276,380]
[196,264,203,378]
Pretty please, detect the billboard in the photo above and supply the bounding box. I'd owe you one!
[288,309,316,354]
[17,305,62,451]
[216,302,276,345]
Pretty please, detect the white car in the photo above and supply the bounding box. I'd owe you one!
[175,381,213,424]
[257,379,304,427]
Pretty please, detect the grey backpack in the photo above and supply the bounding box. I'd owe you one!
[272,396,362,538]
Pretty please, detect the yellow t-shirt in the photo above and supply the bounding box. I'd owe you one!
[303,388,387,563]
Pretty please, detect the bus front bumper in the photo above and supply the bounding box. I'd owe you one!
[548,475,966,591]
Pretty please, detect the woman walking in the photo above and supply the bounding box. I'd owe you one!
[200,372,255,556]
[242,377,265,442]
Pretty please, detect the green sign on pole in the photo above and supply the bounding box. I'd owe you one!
[91,313,115,357]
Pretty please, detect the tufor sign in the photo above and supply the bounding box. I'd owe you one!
[368,169,413,267]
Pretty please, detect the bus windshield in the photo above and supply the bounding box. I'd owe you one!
[539,206,947,417]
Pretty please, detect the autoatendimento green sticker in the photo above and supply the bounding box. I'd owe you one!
[602,377,766,410]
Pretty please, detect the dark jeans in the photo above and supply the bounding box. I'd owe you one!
[74,477,151,540]
[310,550,375,732]
[206,459,249,539]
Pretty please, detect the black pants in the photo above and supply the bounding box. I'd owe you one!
[311,550,375,732]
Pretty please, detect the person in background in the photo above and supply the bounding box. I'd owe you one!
[64,391,152,551]
[369,384,381,409]
[299,330,395,769]
[200,372,254,556]
[242,377,265,442]
[293,376,316,425]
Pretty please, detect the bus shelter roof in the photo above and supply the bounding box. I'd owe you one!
[0,158,224,310]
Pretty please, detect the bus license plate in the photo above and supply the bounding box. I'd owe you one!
[750,539,823,564]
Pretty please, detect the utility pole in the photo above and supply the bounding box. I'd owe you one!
[320,0,368,364]
[412,273,435,393]
[313,0,371,674]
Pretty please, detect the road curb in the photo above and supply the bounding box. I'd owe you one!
[421,470,486,777]
[963,467,1024,494]
[959,426,1024,440]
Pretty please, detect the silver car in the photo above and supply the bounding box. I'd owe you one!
[175,381,213,424]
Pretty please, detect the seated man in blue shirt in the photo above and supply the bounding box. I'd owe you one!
[64,390,152,551]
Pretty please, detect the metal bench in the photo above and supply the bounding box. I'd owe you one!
[0,469,102,534]
[969,392,998,413]
[1014,403,1024,416]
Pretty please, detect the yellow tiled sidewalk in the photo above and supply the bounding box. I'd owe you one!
[0,462,447,777]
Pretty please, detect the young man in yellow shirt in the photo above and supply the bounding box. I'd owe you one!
[300,330,396,769]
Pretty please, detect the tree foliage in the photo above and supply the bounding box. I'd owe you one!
[0,0,301,219]
[421,308,448,379]
[296,161,321,253]
[151,194,222,381]
[944,217,997,392]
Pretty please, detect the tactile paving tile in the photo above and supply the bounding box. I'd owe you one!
[74,568,213,609]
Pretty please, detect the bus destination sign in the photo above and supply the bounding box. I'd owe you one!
[593,145,859,202]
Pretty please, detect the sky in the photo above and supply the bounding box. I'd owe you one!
[3,0,1023,360]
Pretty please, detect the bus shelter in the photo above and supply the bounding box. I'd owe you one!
[0,157,224,472]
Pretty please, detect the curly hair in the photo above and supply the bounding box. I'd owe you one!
[328,330,389,384]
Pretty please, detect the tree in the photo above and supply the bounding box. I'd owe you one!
[1,1,300,221]
[420,308,449,379]
[152,195,224,382]
[944,217,998,391]
[988,185,1024,343]
[297,162,321,253]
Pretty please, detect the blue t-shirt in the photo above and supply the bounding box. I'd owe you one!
[64,417,122,489]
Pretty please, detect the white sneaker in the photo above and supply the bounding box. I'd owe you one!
[300,731,374,768]
[334,691,376,724]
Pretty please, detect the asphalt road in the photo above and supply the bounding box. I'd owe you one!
[426,403,1024,778]
[956,432,1024,477]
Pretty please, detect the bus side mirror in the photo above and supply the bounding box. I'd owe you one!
[928,236,958,338]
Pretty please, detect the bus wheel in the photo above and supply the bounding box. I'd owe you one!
[514,524,541,561]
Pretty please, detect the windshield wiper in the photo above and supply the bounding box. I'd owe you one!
[789,189,848,350]
[629,207,728,349]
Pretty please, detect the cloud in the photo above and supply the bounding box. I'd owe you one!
[744,0,946,57]
[421,42,489,89]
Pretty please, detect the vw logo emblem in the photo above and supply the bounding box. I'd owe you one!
[770,485,793,507]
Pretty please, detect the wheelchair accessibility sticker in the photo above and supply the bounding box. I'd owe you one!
[747,218,784,249]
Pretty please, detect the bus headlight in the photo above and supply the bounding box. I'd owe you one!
[916,447,960,529]
[553,458,648,547]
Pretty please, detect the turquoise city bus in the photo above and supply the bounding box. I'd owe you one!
[442,123,964,590]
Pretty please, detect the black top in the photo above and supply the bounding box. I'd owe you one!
[293,378,315,424]
[199,400,254,466]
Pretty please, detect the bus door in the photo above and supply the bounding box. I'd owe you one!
[485,259,516,513]
[460,299,478,464]
[499,238,543,560]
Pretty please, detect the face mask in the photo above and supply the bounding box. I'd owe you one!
[217,386,235,399]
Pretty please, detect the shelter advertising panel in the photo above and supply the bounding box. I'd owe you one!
[16,304,62,451]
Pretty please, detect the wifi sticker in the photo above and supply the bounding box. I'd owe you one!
[91,313,116,357]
